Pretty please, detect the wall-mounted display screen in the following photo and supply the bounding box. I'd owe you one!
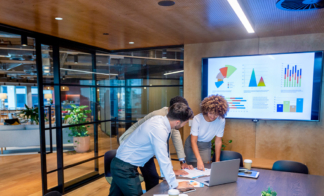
[202,52,323,121]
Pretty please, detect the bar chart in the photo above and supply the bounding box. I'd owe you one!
[283,64,302,87]
[226,97,247,110]
[276,98,303,113]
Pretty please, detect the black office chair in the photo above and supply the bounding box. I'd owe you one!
[272,160,308,174]
[44,191,62,196]
[212,150,244,167]
[104,150,144,184]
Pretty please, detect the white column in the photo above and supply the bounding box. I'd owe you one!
[27,86,32,107]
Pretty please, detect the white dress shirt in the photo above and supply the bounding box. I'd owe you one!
[116,115,178,189]
[119,107,186,161]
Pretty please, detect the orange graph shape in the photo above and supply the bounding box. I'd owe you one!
[219,67,228,78]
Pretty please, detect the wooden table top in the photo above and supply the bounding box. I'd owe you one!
[143,168,324,196]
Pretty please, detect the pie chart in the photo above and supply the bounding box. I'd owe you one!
[215,65,237,88]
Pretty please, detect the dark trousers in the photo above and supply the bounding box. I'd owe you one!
[109,157,143,196]
[139,157,159,191]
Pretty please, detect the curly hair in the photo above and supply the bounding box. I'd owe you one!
[201,95,229,118]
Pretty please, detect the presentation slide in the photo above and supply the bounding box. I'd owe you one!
[207,52,315,120]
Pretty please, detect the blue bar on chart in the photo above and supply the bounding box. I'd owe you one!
[277,104,283,112]
[226,97,247,110]
[296,98,303,113]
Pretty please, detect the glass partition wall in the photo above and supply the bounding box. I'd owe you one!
[38,44,183,194]
[0,23,183,196]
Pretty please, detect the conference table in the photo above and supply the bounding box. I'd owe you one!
[143,164,324,196]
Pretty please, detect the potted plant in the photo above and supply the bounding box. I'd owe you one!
[261,187,277,196]
[64,104,92,153]
[20,104,39,125]
[211,137,233,157]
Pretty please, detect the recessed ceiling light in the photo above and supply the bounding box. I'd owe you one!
[158,1,175,6]
[55,17,63,20]
[227,0,254,33]
[129,42,134,44]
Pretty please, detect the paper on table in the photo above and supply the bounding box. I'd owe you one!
[153,195,188,196]
[180,168,211,179]
[176,179,205,187]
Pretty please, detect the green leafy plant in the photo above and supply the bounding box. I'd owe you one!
[211,137,233,156]
[261,187,277,196]
[20,104,39,125]
[64,104,92,138]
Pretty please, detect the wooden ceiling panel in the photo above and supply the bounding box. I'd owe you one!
[0,0,324,50]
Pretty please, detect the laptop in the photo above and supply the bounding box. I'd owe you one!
[196,159,240,187]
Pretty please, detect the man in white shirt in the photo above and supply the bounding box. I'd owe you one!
[119,96,193,191]
[109,103,194,196]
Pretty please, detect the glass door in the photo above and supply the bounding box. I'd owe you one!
[37,41,101,195]
[37,42,62,194]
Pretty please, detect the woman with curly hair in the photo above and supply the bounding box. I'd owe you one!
[184,95,229,170]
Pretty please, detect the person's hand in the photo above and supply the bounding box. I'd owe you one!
[177,181,194,189]
[174,170,189,176]
[197,160,205,171]
[181,163,194,170]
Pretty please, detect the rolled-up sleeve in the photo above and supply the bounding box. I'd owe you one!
[216,119,225,137]
[150,127,178,189]
[190,117,199,136]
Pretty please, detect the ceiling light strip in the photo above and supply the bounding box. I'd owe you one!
[60,68,118,76]
[0,47,184,62]
[164,70,184,75]
[227,0,254,33]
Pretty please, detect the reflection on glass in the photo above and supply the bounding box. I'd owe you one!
[98,88,125,137]
[60,48,93,85]
[61,86,95,125]
[125,87,183,121]
[98,88,125,121]
[63,124,94,163]
[110,48,184,59]
[42,45,54,84]
[64,160,96,183]
[95,54,183,86]
[42,86,55,128]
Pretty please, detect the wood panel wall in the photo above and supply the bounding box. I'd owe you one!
[184,33,324,175]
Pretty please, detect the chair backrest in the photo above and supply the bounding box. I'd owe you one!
[104,150,117,178]
[213,150,244,167]
[44,191,62,196]
[272,160,308,174]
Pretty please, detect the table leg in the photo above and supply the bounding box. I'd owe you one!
[1,147,3,154]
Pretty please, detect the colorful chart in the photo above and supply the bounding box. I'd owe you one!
[248,68,266,87]
[258,77,266,86]
[215,65,237,88]
[276,98,303,113]
[226,97,247,110]
[284,64,302,87]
